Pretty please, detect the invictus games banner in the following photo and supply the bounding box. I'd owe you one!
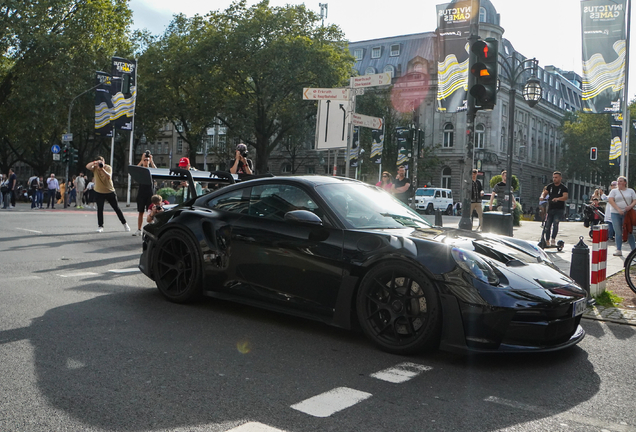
[436,0,474,112]
[370,128,384,164]
[610,121,622,166]
[580,0,627,113]
[95,71,114,137]
[349,127,360,167]
[111,57,137,131]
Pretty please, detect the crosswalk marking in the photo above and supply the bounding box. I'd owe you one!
[57,272,98,278]
[226,422,287,432]
[109,268,140,273]
[291,387,372,418]
[370,362,432,383]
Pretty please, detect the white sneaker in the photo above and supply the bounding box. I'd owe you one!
[613,249,622,256]
[132,229,142,236]
[96,227,104,233]
[550,239,556,246]
[123,223,131,232]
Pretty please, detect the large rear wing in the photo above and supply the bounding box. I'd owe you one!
[128,166,273,200]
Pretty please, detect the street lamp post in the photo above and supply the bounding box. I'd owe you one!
[498,54,542,215]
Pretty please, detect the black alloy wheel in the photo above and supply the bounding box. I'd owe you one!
[356,262,441,354]
[426,204,434,215]
[153,230,202,303]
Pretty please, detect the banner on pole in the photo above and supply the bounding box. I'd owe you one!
[435,0,474,113]
[580,0,627,113]
[370,128,384,164]
[95,71,114,137]
[111,57,137,131]
[610,121,622,166]
[349,127,360,167]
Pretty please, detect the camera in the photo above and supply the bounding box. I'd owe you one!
[241,150,248,158]
[98,162,104,168]
[145,150,150,157]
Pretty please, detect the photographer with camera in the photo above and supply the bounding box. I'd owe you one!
[133,150,156,236]
[229,143,253,175]
[86,156,130,233]
[146,194,170,224]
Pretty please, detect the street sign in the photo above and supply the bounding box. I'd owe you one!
[315,100,350,149]
[351,113,383,130]
[51,144,61,154]
[303,88,350,100]
[53,154,60,161]
[350,72,392,89]
[62,133,73,142]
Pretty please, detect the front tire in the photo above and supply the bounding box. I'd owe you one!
[153,230,202,303]
[356,262,441,354]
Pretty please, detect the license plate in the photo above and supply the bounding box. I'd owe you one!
[572,298,586,317]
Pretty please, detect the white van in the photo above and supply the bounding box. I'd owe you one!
[413,187,454,214]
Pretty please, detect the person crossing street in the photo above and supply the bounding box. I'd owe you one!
[541,171,569,246]
[86,156,130,233]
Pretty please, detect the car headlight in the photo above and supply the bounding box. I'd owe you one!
[451,247,500,285]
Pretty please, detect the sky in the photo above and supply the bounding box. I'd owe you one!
[130,0,636,102]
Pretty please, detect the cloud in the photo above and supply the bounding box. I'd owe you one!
[129,0,174,36]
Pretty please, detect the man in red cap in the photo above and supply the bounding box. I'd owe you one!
[178,157,190,169]
[177,156,201,199]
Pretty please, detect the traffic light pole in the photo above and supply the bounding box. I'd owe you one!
[458,0,480,231]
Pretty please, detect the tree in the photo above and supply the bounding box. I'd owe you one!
[211,1,353,174]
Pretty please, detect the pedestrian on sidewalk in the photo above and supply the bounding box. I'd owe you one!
[36,176,44,208]
[2,168,16,209]
[86,156,130,233]
[133,151,156,236]
[606,180,617,241]
[608,176,636,256]
[541,171,569,246]
[470,169,484,230]
[489,170,515,211]
[46,173,59,209]
[74,173,86,208]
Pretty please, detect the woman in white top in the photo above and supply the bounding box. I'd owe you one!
[607,176,636,256]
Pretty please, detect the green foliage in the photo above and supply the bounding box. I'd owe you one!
[594,289,623,308]
[489,174,519,191]
[156,187,176,197]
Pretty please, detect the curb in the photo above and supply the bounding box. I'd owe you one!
[582,306,636,326]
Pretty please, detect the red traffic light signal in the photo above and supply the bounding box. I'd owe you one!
[590,147,597,160]
[470,38,499,110]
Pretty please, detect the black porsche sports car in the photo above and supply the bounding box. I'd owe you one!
[136,169,587,355]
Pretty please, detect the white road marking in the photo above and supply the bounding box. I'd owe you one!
[66,358,86,370]
[485,396,636,432]
[109,268,140,274]
[370,362,432,383]
[291,387,372,418]
[57,272,98,278]
[15,228,43,234]
[226,422,287,432]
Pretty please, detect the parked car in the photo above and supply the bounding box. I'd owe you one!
[413,187,454,214]
[136,169,587,355]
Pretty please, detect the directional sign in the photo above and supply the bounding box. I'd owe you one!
[62,133,73,142]
[51,144,61,154]
[352,113,383,130]
[303,88,350,101]
[315,100,350,149]
[351,72,392,89]
[53,154,60,161]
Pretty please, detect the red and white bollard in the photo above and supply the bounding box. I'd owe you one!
[591,224,608,296]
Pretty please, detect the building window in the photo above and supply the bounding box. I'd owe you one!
[371,47,381,59]
[475,123,485,149]
[501,127,506,152]
[479,7,486,22]
[441,167,452,189]
[443,123,454,148]
[306,165,315,174]
[281,163,292,174]
[177,138,183,154]
[354,49,363,60]
[390,44,400,56]
[365,67,376,75]
[383,64,395,78]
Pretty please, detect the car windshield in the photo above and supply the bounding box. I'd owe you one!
[416,189,435,196]
[316,183,432,229]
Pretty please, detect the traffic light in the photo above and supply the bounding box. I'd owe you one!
[71,147,79,164]
[61,146,69,163]
[590,147,598,160]
[121,73,132,96]
[395,127,413,165]
[470,38,499,110]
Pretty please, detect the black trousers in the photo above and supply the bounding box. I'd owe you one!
[47,190,57,208]
[95,191,127,227]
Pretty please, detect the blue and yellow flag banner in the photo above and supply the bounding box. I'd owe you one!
[580,0,627,113]
[95,71,113,137]
[350,127,360,168]
[370,128,384,164]
[435,1,474,113]
[610,123,622,166]
[111,57,137,131]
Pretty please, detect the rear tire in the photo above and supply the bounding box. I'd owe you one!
[356,262,441,354]
[153,230,203,303]
[624,249,636,295]
[446,205,453,215]
[426,204,434,215]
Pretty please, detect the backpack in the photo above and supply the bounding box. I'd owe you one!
[30,177,39,189]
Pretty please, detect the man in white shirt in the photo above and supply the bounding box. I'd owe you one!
[46,173,60,209]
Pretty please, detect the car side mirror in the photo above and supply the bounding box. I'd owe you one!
[284,210,323,226]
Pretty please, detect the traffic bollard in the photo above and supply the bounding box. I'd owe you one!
[435,208,443,227]
[570,236,590,295]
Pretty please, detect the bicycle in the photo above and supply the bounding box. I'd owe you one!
[623,247,636,294]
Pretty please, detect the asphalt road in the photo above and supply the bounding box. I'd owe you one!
[0,206,635,432]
